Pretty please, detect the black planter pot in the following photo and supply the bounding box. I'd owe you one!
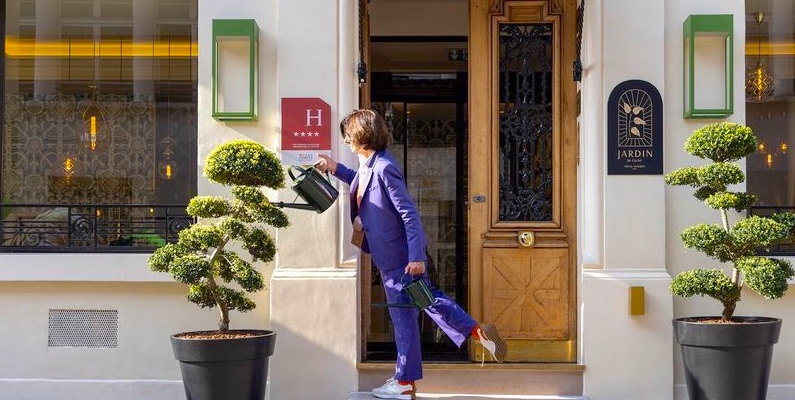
[171,330,276,400]
[673,317,781,400]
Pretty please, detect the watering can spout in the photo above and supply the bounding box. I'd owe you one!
[278,165,339,213]
[272,202,319,211]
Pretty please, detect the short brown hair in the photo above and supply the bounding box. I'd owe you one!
[339,109,391,151]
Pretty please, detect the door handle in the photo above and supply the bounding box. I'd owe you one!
[518,231,535,247]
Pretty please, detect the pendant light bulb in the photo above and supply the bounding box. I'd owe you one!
[80,87,107,151]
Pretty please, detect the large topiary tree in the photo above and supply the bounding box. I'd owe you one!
[148,139,289,332]
[665,122,795,321]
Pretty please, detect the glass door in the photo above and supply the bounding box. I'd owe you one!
[366,92,468,361]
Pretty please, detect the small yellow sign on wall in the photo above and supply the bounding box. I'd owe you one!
[629,286,645,316]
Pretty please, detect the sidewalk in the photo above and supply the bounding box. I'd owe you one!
[349,393,588,400]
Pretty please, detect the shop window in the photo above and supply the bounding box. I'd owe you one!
[1,0,197,251]
[745,3,795,255]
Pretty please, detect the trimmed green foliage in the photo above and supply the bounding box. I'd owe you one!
[169,254,212,285]
[771,212,795,240]
[680,224,733,263]
[665,166,700,187]
[737,257,794,300]
[205,139,286,189]
[684,122,757,162]
[670,268,741,306]
[243,228,277,263]
[177,225,225,252]
[696,162,744,188]
[187,196,232,218]
[233,185,290,228]
[693,186,720,202]
[148,140,289,331]
[704,192,756,212]
[732,216,789,251]
[668,122,794,321]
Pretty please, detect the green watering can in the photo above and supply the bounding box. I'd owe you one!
[372,274,436,310]
[274,165,339,214]
[402,274,436,310]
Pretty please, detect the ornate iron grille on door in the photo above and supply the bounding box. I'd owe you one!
[498,24,554,222]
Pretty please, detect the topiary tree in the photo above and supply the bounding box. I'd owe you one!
[148,139,289,332]
[665,122,795,321]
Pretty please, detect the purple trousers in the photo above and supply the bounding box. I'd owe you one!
[381,266,477,381]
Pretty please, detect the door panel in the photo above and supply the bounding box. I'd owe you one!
[483,247,569,340]
[469,0,577,363]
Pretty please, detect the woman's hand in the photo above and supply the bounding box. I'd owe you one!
[314,154,337,174]
[405,261,426,276]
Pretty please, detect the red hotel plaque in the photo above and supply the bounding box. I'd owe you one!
[281,97,331,165]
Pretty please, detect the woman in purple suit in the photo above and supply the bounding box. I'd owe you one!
[315,109,506,400]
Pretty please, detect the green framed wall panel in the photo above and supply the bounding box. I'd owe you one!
[683,14,734,119]
[212,19,259,121]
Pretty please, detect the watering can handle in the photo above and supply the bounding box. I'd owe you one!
[288,165,307,182]
[288,165,332,182]
[400,273,418,285]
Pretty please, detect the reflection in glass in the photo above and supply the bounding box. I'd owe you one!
[369,94,468,361]
[2,0,198,249]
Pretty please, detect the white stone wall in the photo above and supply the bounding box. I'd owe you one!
[579,0,791,399]
[267,0,361,398]
[3,1,795,400]
[579,0,794,399]
[663,0,795,398]
[0,0,280,398]
[579,0,674,398]
[0,280,267,400]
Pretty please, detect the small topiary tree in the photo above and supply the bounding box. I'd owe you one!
[148,139,289,332]
[665,122,795,321]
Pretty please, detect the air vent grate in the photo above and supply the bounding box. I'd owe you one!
[48,309,118,348]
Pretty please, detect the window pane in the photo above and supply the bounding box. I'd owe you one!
[498,24,554,222]
[3,0,197,250]
[745,3,794,207]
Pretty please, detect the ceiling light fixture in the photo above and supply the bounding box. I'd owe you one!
[745,11,775,103]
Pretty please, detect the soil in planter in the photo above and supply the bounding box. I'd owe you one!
[175,330,268,340]
[680,316,775,324]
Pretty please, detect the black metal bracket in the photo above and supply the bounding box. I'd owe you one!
[573,0,585,82]
[357,62,368,84]
[357,0,368,84]
[272,202,318,211]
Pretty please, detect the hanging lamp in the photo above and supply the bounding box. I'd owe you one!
[80,37,107,151]
[158,36,177,180]
[745,11,775,103]
[80,85,107,151]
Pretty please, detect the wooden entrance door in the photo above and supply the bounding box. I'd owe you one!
[468,0,578,362]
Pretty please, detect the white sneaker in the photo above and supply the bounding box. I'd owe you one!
[475,323,507,363]
[372,377,416,399]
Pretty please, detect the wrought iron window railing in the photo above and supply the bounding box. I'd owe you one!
[0,204,192,253]
[748,206,795,256]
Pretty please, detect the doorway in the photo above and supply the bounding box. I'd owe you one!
[366,37,470,361]
[467,0,579,362]
[361,0,580,364]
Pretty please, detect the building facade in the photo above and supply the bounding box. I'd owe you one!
[1,0,794,399]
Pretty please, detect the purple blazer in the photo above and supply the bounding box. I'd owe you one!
[333,149,427,272]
